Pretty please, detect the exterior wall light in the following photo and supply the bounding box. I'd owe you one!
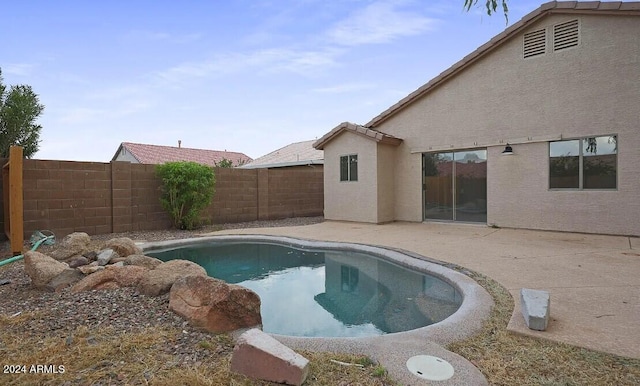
[502,144,514,155]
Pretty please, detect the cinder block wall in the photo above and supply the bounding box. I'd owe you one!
[0,159,323,240]
[207,167,259,224]
[266,167,324,219]
[131,163,172,231]
[21,160,113,238]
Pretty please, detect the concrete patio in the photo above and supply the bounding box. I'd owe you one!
[217,220,640,360]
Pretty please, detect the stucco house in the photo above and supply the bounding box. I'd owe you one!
[112,142,252,167]
[313,1,639,236]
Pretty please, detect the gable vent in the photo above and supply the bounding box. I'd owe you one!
[523,29,546,58]
[553,19,579,51]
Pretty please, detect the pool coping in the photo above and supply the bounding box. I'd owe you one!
[143,234,494,385]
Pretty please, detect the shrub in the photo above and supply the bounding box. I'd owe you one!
[156,161,216,230]
[214,158,234,168]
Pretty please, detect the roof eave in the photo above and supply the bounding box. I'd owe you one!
[313,122,403,150]
[241,159,324,169]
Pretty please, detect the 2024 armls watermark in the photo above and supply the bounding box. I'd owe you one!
[3,364,65,374]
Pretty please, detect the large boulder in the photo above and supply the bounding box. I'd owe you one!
[137,260,207,297]
[71,265,148,292]
[50,232,91,260]
[105,237,142,257]
[23,251,69,289]
[124,254,163,270]
[169,275,262,333]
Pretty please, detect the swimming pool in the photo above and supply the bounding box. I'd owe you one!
[143,234,494,384]
[148,240,462,337]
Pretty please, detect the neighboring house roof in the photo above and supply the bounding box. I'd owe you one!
[242,140,324,169]
[112,142,252,167]
[313,122,403,150]
[365,1,640,128]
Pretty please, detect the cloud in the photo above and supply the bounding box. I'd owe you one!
[124,30,202,44]
[327,1,438,46]
[86,85,155,111]
[149,2,438,86]
[269,48,342,74]
[154,47,342,84]
[2,63,36,77]
[55,87,154,124]
[312,82,376,94]
[57,107,105,124]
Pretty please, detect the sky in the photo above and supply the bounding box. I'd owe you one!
[1,0,545,162]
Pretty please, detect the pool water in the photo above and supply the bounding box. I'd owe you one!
[148,242,462,338]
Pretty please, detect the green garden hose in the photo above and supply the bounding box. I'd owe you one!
[0,231,56,268]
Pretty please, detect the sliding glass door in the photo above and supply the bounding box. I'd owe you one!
[423,152,454,220]
[423,149,487,223]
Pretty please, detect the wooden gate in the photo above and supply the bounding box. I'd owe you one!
[2,146,24,256]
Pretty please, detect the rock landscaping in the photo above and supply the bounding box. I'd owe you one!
[21,232,264,335]
[0,218,402,385]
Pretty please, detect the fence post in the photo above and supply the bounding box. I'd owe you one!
[111,161,133,233]
[257,169,269,220]
[2,146,24,255]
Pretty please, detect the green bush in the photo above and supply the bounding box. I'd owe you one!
[156,161,216,230]
[214,158,234,168]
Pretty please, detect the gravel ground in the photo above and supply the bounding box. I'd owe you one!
[0,217,324,366]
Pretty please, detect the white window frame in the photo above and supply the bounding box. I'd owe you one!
[339,154,358,182]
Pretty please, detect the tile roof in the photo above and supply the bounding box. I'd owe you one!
[313,122,403,150]
[241,140,324,169]
[365,1,640,128]
[113,142,252,167]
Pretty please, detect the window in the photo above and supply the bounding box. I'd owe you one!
[549,135,617,189]
[341,265,359,292]
[340,154,358,181]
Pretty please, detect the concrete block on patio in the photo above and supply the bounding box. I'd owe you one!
[230,328,309,386]
[521,288,550,331]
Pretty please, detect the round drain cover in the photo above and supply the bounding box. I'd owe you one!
[406,355,455,381]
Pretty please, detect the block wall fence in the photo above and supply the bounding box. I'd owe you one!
[0,159,323,241]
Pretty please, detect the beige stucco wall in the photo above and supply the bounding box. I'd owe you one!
[488,141,637,235]
[376,144,397,223]
[323,133,379,223]
[367,14,639,236]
